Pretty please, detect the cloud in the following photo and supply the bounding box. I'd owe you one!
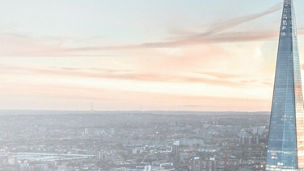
[195,72,238,79]
[0,64,268,88]
[0,3,284,57]
[0,33,114,57]
[0,81,270,111]
[190,2,282,36]
[63,3,283,51]
[60,30,280,52]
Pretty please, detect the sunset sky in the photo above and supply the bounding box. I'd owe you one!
[1,0,304,111]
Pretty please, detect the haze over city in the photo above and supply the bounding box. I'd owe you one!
[3,0,304,170]
[2,0,304,111]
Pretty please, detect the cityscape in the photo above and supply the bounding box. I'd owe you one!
[0,111,268,171]
[2,0,304,170]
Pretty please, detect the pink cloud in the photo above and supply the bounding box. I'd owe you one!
[0,81,270,111]
[0,3,284,58]
[0,64,270,88]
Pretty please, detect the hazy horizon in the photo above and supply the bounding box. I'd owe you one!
[0,110,270,116]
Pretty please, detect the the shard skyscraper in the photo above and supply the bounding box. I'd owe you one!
[266,0,304,170]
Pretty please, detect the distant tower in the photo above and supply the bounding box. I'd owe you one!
[172,140,180,167]
[192,157,201,171]
[266,0,304,170]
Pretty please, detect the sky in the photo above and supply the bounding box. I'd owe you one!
[1,0,304,111]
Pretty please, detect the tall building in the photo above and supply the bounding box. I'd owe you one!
[266,0,304,170]
[192,157,201,171]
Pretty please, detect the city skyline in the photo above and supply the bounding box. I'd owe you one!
[2,0,304,111]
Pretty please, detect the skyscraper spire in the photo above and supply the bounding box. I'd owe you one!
[266,0,304,170]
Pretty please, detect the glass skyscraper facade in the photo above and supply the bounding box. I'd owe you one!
[266,0,304,170]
